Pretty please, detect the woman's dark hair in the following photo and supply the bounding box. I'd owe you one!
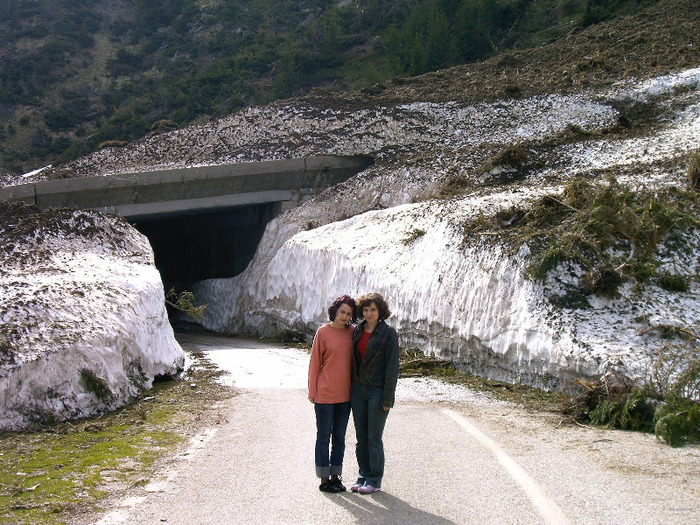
[328,295,357,323]
[356,292,391,320]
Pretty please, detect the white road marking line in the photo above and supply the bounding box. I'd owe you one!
[175,427,219,460]
[442,408,571,525]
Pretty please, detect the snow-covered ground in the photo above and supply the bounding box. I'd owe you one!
[191,67,699,390]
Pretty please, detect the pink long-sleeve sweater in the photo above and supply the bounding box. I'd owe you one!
[308,323,354,404]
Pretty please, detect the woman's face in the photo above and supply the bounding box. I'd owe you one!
[363,302,379,324]
[333,303,354,327]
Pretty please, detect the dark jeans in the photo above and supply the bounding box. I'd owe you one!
[314,401,351,478]
[351,383,390,488]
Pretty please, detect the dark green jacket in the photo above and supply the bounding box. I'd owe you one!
[352,319,400,408]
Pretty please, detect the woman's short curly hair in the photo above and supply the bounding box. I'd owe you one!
[356,292,391,320]
[328,295,357,323]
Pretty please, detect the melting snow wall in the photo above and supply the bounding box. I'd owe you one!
[196,182,699,391]
[191,68,700,391]
[0,209,184,430]
[195,195,603,390]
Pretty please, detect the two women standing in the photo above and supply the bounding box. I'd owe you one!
[308,292,399,495]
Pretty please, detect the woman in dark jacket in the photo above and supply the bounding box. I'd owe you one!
[349,292,400,494]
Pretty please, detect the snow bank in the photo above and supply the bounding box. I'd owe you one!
[193,67,700,391]
[197,193,572,387]
[0,205,184,430]
[5,67,697,398]
[197,191,698,391]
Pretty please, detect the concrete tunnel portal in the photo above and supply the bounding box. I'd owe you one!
[0,154,374,293]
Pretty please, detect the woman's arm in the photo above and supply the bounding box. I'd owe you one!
[308,328,324,403]
[381,327,400,409]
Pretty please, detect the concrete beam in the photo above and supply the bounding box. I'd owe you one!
[0,155,373,219]
[103,190,295,219]
[0,183,35,204]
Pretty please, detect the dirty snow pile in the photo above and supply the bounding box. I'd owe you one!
[192,67,700,390]
[0,203,183,430]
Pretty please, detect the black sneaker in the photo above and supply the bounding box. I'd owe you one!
[331,478,346,492]
[319,480,336,492]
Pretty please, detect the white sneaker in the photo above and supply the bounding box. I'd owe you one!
[350,481,364,492]
[358,482,381,494]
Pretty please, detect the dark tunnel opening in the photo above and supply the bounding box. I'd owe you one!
[130,202,282,293]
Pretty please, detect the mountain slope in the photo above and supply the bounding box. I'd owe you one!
[0,0,680,176]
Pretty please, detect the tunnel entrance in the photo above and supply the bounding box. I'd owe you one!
[131,201,281,291]
[1,154,375,292]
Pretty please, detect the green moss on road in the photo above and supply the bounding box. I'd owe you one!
[0,344,232,525]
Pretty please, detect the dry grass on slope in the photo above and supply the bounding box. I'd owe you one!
[302,0,700,109]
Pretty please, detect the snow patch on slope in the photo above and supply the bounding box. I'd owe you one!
[3,67,698,404]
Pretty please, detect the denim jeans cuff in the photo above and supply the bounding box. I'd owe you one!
[316,465,331,478]
[330,464,343,476]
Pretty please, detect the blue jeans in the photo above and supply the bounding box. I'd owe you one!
[314,401,351,478]
[351,384,390,488]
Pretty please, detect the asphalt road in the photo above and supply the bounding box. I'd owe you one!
[94,336,700,525]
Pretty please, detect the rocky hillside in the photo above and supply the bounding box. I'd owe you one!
[1,0,698,395]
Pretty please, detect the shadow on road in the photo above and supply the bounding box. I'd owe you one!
[324,491,459,525]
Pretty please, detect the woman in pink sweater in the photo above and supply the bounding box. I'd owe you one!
[308,294,357,493]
